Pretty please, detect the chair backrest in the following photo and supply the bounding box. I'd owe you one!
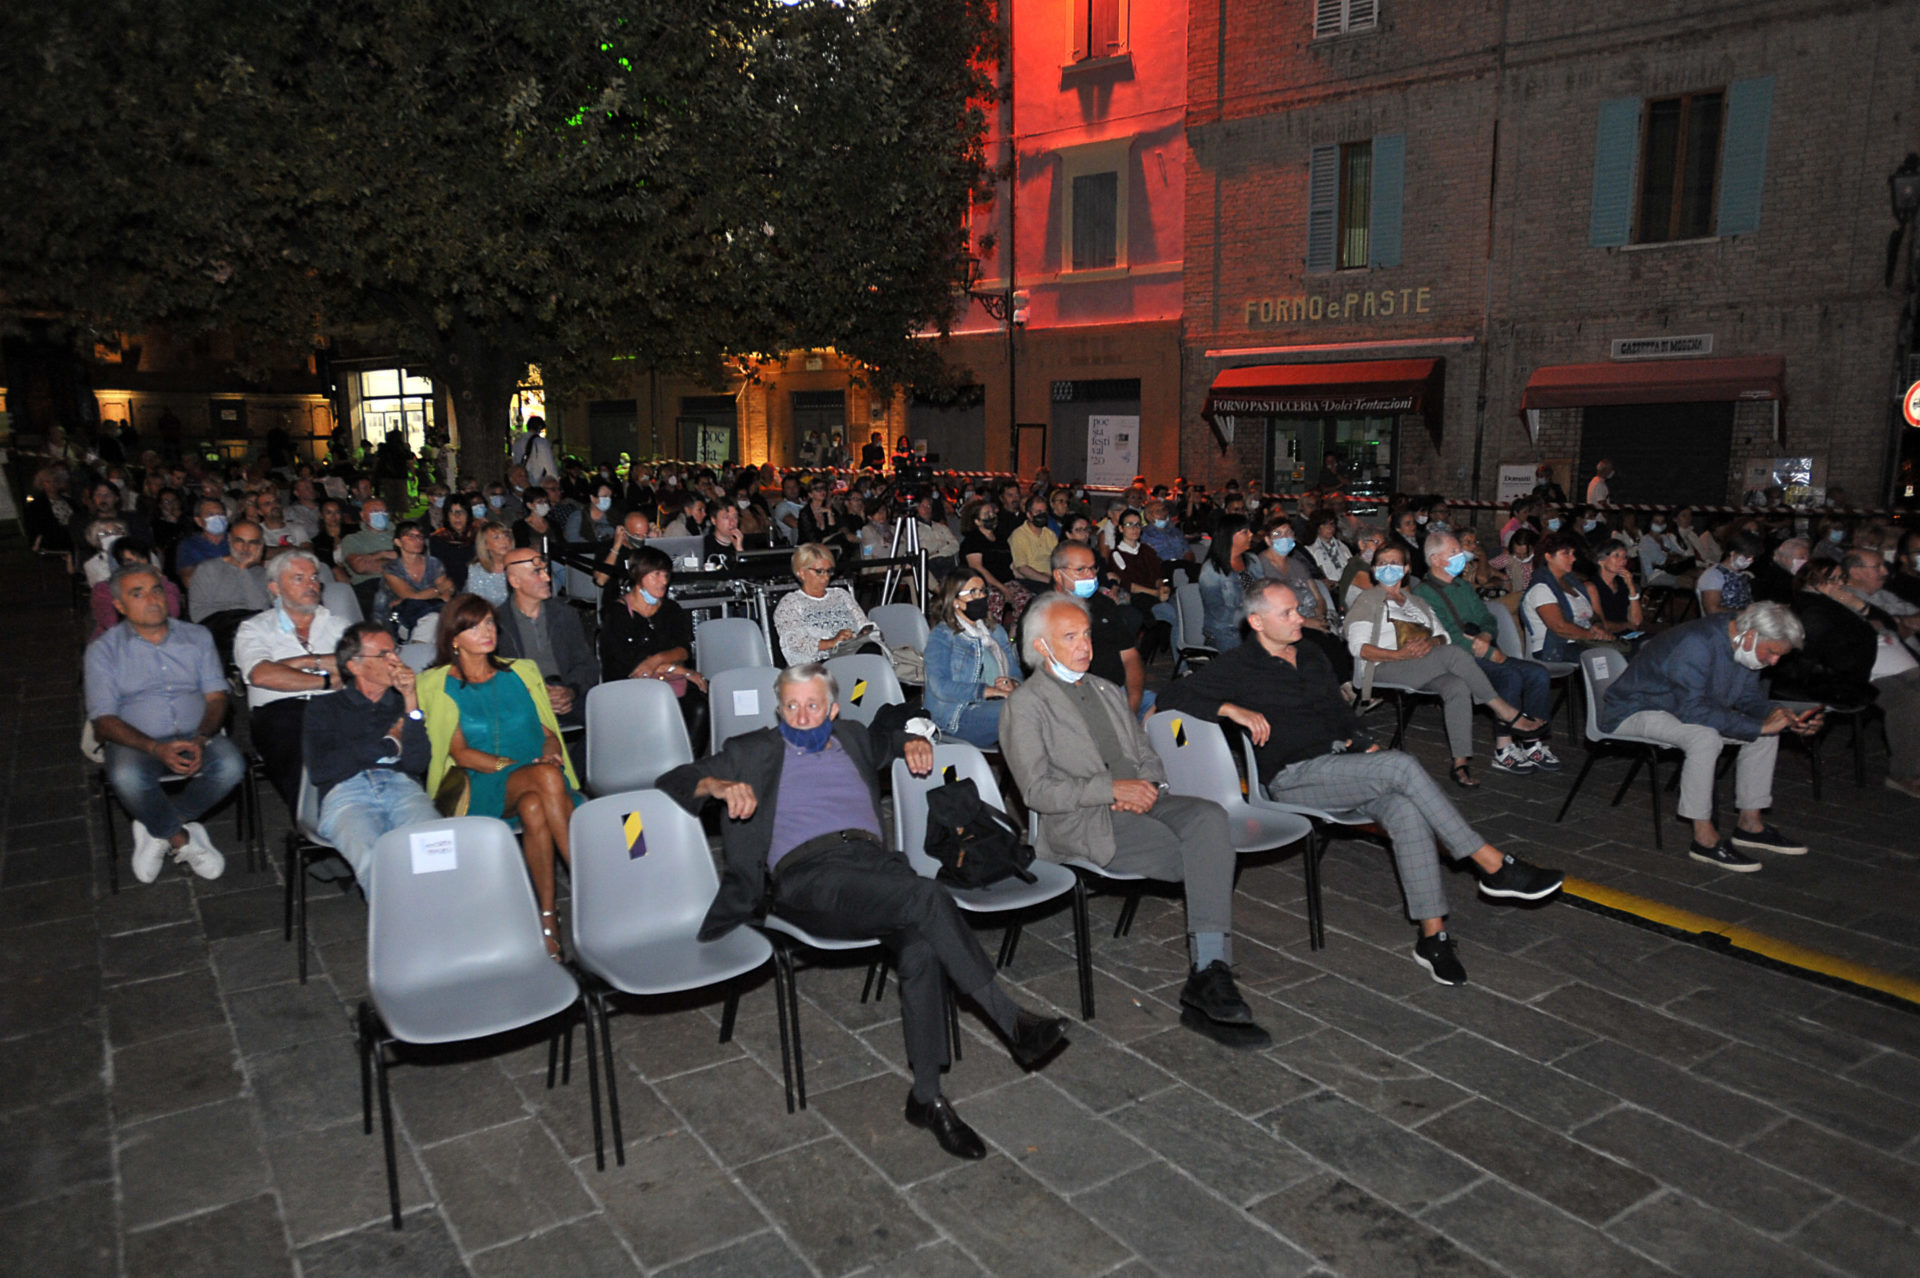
[296,765,325,842]
[367,815,570,1041]
[889,742,1009,877]
[824,653,905,727]
[694,616,773,675]
[1580,646,1629,743]
[1171,566,1191,589]
[707,665,781,752]
[398,642,434,673]
[1312,578,1342,630]
[1143,711,1246,811]
[1174,582,1208,650]
[584,679,694,794]
[1492,604,1526,661]
[569,790,722,961]
[867,603,931,653]
[323,581,364,624]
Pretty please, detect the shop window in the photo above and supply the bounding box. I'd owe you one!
[1306,134,1404,273]
[1313,0,1378,39]
[1588,76,1774,247]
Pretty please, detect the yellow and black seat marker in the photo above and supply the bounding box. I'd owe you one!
[1170,717,1187,748]
[941,765,957,783]
[850,679,868,707]
[1559,877,1920,1014]
[623,811,647,860]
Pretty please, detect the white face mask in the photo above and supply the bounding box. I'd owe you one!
[1788,557,1807,575]
[1039,639,1084,684]
[1649,523,1665,533]
[531,502,549,517]
[1730,555,1753,572]
[1732,633,1767,671]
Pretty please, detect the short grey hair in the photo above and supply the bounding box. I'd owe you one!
[1019,591,1088,671]
[774,662,839,704]
[1353,522,1387,546]
[266,549,323,590]
[1732,601,1804,649]
[1243,577,1296,620]
[1422,529,1460,562]
[110,561,164,598]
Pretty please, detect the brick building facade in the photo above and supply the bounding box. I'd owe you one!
[1183,0,1918,507]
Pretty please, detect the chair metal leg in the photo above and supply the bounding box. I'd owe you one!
[996,924,1022,969]
[596,990,624,1166]
[1114,889,1143,938]
[1389,694,1413,751]
[945,982,962,1063]
[283,835,297,942]
[1610,755,1646,808]
[1644,748,1665,851]
[783,945,809,1110]
[1852,713,1868,786]
[582,996,609,1172]
[1304,829,1328,951]
[371,1030,402,1229]
[861,958,887,1003]
[548,1022,562,1089]
[356,1003,374,1135]
[1805,733,1824,802]
[1071,880,1094,1021]
[99,772,121,896]
[770,944,797,1114]
[295,846,311,985]
[718,986,741,1044]
[560,1009,574,1086]
[1554,748,1599,824]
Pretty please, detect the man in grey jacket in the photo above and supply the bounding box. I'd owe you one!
[1001,592,1268,1047]
[1601,602,1819,871]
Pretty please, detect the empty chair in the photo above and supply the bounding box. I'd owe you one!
[323,581,364,624]
[1144,712,1314,857]
[892,744,1093,1019]
[569,791,779,1166]
[824,653,906,727]
[1238,732,1378,950]
[359,816,593,1228]
[694,616,772,675]
[868,603,931,653]
[397,642,434,673]
[583,679,694,795]
[707,665,781,753]
[1554,647,1674,848]
[1172,582,1215,674]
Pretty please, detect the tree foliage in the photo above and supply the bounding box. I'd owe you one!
[0,0,998,472]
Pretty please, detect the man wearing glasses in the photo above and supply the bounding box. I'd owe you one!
[493,549,598,727]
[187,518,272,663]
[234,550,350,808]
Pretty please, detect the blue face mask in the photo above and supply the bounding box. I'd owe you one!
[1071,577,1098,599]
[1827,529,1844,543]
[637,587,662,607]
[778,719,834,753]
[367,511,389,531]
[597,496,613,511]
[1152,518,1168,529]
[1374,564,1407,586]
[1546,518,1563,532]
[204,514,228,536]
[1041,641,1084,684]
[1272,536,1296,556]
[1444,551,1470,577]
[471,504,488,521]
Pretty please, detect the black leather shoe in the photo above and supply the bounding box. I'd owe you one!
[1007,1010,1070,1068]
[1180,961,1254,1025]
[904,1092,986,1160]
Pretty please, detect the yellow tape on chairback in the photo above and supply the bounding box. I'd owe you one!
[1562,877,1920,1006]
[1171,716,1187,748]
[851,679,868,705]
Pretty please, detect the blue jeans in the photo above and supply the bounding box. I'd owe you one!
[944,699,1007,749]
[1151,601,1177,627]
[318,770,441,896]
[1477,653,1551,723]
[105,738,247,842]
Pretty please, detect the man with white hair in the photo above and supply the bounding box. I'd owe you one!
[1601,602,1820,871]
[1001,593,1267,1043]
[234,550,351,808]
[657,664,1070,1162]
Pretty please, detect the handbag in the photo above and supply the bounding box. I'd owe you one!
[433,767,472,818]
[1392,618,1434,649]
[923,777,1037,890]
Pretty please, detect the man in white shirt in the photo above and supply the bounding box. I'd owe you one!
[234,551,350,808]
[1586,459,1615,506]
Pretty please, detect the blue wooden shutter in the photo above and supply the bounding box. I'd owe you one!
[1368,133,1405,268]
[1306,144,1338,273]
[1589,97,1642,247]
[1716,75,1774,237]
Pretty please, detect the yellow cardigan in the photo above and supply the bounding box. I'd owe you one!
[417,659,580,796]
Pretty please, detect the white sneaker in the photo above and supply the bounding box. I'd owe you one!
[129,820,169,884]
[174,822,226,880]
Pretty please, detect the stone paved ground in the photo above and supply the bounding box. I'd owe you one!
[4,544,1920,1277]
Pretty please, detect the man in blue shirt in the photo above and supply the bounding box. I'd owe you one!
[1601,603,1820,871]
[173,498,231,587]
[86,563,244,882]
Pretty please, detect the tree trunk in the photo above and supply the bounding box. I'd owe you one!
[432,318,523,484]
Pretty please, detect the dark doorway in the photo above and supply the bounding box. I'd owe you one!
[908,386,986,471]
[587,399,638,465]
[1580,401,1735,508]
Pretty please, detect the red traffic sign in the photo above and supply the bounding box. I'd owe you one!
[1906,380,1920,428]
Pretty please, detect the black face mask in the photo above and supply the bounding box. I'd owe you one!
[962,596,990,622]
[1030,514,1047,527]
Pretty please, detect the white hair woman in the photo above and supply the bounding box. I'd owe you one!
[771,543,880,666]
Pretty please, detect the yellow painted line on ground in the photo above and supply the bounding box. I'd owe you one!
[1561,877,1920,1007]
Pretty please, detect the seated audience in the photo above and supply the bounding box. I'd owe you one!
[1522,532,1608,660]
[463,520,515,607]
[234,550,350,807]
[373,519,453,636]
[922,572,1021,747]
[1600,603,1817,871]
[188,519,272,660]
[1841,549,1920,640]
[341,497,399,616]
[90,538,179,641]
[957,499,1030,629]
[1051,543,1151,717]
[773,544,879,665]
[86,563,242,882]
[1588,541,1645,638]
[175,498,231,586]
[599,546,709,744]
[658,663,1069,1160]
[1197,514,1257,652]
[1002,593,1270,1045]
[1698,532,1764,615]
[429,499,478,589]
[493,547,599,728]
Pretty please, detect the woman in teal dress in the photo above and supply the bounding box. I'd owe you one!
[418,593,582,956]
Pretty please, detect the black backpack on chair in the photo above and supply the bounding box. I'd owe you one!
[923,776,1038,890]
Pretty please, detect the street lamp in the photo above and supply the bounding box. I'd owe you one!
[1885,153,1920,506]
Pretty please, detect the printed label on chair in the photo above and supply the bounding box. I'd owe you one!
[623,810,647,860]
[732,688,760,716]
[409,830,457,875]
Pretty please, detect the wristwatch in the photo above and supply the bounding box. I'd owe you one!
[406,708,423,721]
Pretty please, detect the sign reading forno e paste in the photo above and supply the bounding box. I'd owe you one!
[1246,286,1434,326]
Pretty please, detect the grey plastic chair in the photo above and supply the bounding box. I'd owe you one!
[892,744,1093,1020]
[569,790,778,1166]
[868,603,931,653]
[1553,647,1675,848]
[397,642,434,673]
[359,816,592,1229]
[1172,582,1215,674]
[707,666,782,753]
[1143,712,1314,856]
[1495,603,1577,736]
[284,765,342,984]
[1236,733,1379,951]
[694,616,773,675]
[824,653,905,727]
[323,580,364,624]
[583,679,693,795]
[1352,650,1441,752]
[754,913,880,1113]
[1028,810,1150,939]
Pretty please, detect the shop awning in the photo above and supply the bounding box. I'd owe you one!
[1203,358,1443,420]
[1518,356,1785,415]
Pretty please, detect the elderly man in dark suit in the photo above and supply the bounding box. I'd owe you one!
[657,664,1069,1161]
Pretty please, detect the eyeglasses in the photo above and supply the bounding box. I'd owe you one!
[1120,521,1142,529]
[507,558,549,574]
[956,588,985,599]
[229,538,263,548]
[800,566,832,575]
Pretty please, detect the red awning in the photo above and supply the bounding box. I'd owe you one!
[1518,356,1785,414]
[1203,359,1444,420]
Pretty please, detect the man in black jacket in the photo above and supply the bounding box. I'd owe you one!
[657,664,1069,1161]
[494,548,597,727]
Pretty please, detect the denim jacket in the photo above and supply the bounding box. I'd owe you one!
[1198,560,1246,651]
[923,622,1022,733]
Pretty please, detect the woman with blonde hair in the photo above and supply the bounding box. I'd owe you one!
[463,520,515,606]
[772,543,880,665]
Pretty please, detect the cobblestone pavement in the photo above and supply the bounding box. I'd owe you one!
[4,548,1918,1277]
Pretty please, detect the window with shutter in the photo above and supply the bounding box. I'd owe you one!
[1070,0,1126,63]
[1635,90,1723,243]
[1715,76,1774,237]
[1588,97,1642,248]
[1368,133,1405,268]
[1071,172,1119,270]
[1305,144,1339,273]
[1315,0,1379,38]
[1337,143,1373,269]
